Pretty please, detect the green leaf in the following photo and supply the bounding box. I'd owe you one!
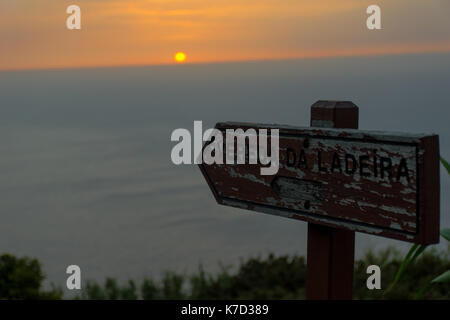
[440,229,450,242]
[431,270,450,283]
[410,245,427,263]
[384,244,427,296]
[441,156,450,175]
[414,269,450,299]
[413,282,431,300]
[393,245,418,283]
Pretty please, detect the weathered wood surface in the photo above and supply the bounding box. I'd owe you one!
[306,100,357,300]
[199,122,440,244]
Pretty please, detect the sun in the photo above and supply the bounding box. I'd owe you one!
[174,52,187,63]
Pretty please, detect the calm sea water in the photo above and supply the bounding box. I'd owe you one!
[0,53,449,291]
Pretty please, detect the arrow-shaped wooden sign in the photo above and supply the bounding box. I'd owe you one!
[199,120,439,244]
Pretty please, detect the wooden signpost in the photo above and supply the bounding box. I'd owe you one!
[198,100,440,299]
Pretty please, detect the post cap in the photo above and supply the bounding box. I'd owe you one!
[310,100,359,129]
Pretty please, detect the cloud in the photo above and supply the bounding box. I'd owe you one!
[1,0,449,70]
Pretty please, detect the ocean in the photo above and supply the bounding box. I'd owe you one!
[0,53,449,292]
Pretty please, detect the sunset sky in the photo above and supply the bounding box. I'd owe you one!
[1,0,450,70]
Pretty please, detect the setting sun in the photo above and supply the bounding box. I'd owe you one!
[2,1,450,71]
[174,52,187,63]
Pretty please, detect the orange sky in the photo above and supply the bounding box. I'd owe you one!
[1,0,450,70]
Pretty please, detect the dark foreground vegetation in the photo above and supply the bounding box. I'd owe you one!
[1,245,449,300]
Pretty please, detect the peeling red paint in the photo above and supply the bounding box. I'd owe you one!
[199,122,440,244]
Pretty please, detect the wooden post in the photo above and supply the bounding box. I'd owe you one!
[306,101,358,300]
[199,99,439,297]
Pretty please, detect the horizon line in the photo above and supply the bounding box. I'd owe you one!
[2,47,450,73]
